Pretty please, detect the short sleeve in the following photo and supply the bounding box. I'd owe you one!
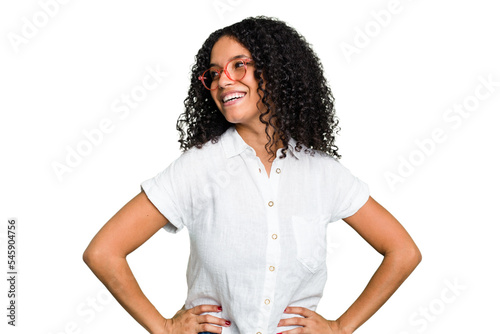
[140,155,188,234]
[329,159,370,222]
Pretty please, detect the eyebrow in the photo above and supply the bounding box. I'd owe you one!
[209,54,252,68]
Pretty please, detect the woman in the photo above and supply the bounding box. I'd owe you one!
[83,16,421,334]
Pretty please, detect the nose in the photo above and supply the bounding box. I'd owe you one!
[217,69,233,88]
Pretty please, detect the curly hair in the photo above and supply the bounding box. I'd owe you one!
[176,16,341,161]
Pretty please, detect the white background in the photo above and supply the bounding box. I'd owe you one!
[1,0,499,333]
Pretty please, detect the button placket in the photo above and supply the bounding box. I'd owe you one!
[253,156,283,332]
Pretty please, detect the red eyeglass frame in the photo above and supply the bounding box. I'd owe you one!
[198,58,254,91]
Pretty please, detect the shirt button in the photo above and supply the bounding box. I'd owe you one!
[268,201,274,207]
[269,266,275,271]
[264,299,270,305]
[258,168,261,173]
[272,234,278,240]
[276,168,281,174]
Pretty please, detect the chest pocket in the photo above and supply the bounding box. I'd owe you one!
[291,214,330,274]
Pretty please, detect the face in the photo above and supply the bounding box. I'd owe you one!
[209,36,263,128]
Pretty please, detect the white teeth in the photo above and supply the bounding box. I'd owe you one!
[223,93,245,103]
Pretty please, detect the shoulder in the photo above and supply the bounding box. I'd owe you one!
[173,136,225,169]
[293,146,344,170]
[296,147,364,185]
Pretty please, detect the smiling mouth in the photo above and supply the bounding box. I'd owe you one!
[222,92,246,104]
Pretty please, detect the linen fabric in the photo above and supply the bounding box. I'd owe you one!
[141,125,370,334]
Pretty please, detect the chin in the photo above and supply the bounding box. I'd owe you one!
[224,117,245,125]
[221,110,246,124]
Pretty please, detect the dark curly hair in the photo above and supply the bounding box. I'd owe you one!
[176,16,341,161]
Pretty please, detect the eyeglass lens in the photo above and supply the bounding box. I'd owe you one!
[201,59,248,90]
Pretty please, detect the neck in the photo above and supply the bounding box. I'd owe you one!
[234,123,284,158]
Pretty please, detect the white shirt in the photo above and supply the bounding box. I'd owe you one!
[141,125,370,334]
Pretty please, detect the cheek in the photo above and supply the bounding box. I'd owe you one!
[244,80,260,100]
[250,84,263,105]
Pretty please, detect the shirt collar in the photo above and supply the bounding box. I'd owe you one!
[220,126,300,160]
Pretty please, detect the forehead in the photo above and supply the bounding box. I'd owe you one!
[210,36,251,65]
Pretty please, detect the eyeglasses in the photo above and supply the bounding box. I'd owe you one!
[198,58,254,90]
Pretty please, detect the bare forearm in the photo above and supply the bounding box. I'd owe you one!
[336,248,421,333]
[83,254,167,333]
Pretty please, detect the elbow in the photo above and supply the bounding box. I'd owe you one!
[82,247,112,279]
[82,247,95,267]
[407,245,422,270]
[408,238,422,263]
[83,245,124,272]
[414,245,422,265]
[400,244,422,272]
[387,243,422,273]
[82,245,103,269]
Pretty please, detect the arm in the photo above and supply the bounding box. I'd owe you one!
[335,196,422,333]
[82,190,170,334]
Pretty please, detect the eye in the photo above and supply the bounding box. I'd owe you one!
[233,60,246,69]
[209,68,221,79]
